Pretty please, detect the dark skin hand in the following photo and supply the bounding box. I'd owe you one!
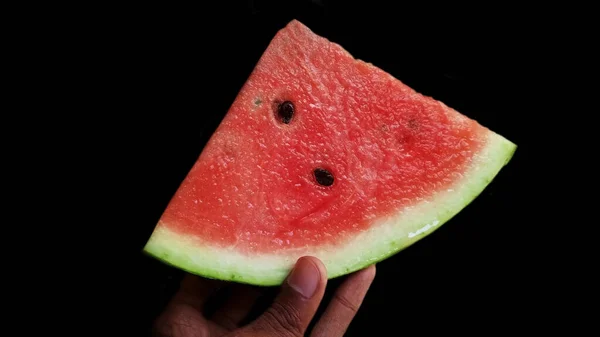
[153,256,376,337]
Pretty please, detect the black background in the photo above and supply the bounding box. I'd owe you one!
[74,0,547,335]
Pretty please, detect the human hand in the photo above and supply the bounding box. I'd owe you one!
[153,256,376,337]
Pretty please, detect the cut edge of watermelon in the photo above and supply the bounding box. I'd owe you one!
[143,131,516,286]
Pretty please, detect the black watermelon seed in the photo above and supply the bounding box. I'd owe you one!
[277,101,295,124]
[314,168,334,186]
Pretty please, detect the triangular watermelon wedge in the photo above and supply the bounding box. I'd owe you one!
[144,20,516,286]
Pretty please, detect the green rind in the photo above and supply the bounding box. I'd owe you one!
[143,131,516,286]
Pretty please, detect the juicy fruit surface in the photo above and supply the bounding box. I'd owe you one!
[159,20,487,254]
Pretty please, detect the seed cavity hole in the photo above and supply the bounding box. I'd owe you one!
[314,168,334,186]
[276,101,295,124]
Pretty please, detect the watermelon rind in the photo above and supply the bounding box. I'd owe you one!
[143,131,516,286]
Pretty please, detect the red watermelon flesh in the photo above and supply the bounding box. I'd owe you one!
[144,20,516,285]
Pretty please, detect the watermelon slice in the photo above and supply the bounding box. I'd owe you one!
[144,20,516,286]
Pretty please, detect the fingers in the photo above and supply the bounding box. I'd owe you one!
[311,265,376,337]
[169,274,222,311]
[210,284,263,329]
[243,256,328,337]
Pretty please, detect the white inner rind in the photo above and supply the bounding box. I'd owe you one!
[144,131,516,286]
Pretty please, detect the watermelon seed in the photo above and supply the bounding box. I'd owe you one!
[408,119,419,129]
[314,168,334,186]
[277,101,295,124]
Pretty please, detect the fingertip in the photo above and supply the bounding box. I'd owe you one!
[287,256,327,299]
[298,256,328,281]
[171,274,223,310]
[309,264,376,337]
[365,264,376,279]
[352,264,376,283]
[247,257,328,336]
[181,274,223,290]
